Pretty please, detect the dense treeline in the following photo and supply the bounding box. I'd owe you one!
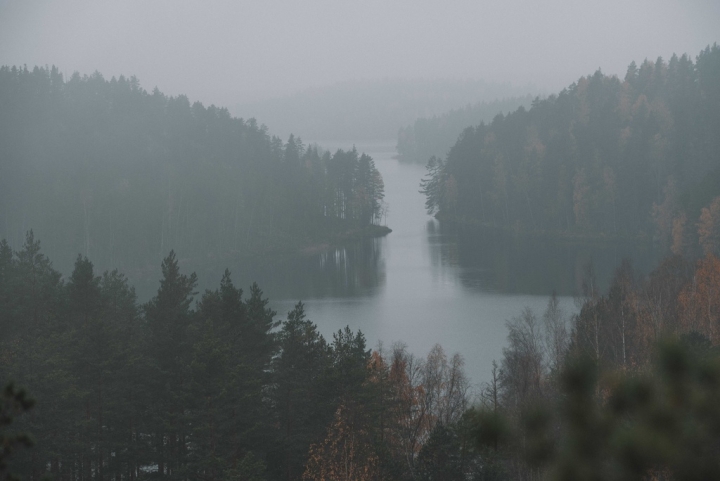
[6,235,720,480]
[1,234,486,481]
[3,241,719,480]
[473,249,720,479]
[0,66,386,277]
[421,45,720,248]
[396,95,533,163]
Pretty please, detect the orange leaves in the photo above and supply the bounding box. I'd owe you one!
[679,254,720,343]
[303,403,378,481]
[698,196,720,256]
[306,344,471,480]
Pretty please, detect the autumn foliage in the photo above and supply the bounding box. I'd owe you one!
[678,254,720,343]
[303,344,471,481]
[304,403,379,481]
[476,251,720,480]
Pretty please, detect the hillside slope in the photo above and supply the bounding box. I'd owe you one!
[422,45,720,254]
[0,67,387,276]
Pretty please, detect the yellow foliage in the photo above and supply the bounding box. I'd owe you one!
[679,254,720,343]
[303,403,378,481]
[698,196,720,256]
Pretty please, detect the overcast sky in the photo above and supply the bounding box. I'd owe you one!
[0,0,717,107]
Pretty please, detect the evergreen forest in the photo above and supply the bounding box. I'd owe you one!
[396,95,534,164]
[0,234,475,480]
[421,45,720,251]
[0,67,388,278]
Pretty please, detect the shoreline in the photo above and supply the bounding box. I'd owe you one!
[435,213,652,244]
[299,224,392,256]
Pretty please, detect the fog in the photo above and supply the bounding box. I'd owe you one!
[1,0,717,108]
[3,1,720,478]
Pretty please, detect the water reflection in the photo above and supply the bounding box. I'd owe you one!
[127,239,385,303]
[427,220,661,296]
[168,238,386,303]
[315,238,386,297]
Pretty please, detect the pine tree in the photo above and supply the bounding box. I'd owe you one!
[268,303,332,481]
[144,251,197,478]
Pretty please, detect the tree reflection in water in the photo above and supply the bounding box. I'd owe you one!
[427,221,661,296]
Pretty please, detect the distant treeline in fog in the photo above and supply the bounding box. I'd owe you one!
[421,45,720,251]
[396,95,534,163]
[234,78,535,141]
[0,66,386,276]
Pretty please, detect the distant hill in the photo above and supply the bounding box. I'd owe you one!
[396,95,535,163]
[421,45,720,254]
[233,78,536,141]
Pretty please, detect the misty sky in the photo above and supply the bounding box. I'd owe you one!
[0,0,718,107]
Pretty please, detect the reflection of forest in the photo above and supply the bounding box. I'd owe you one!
[130,238,388,303]
[427,222,661,296]
[316,238,386,296]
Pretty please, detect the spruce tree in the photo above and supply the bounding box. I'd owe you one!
[144,251,197,478]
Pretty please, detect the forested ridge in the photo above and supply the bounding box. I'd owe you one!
[0,66,387,278]
[421,45,720,250]
[396,95,534,164]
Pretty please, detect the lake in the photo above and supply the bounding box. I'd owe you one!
[197,140,660,388]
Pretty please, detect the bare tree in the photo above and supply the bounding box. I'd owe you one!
[499,307,545,410]
[543,292,568,374]
[422,344,469,428]
[385,342,470,480]
[389,343,424,478]
[480,360,501,413]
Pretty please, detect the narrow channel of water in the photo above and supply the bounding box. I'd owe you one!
[215,140,659,387]
[267,141,571,388]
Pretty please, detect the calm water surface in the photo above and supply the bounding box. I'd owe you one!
[211,141,659,387]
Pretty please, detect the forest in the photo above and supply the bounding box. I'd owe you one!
[475,249,720,480]
[2,234,720,480]
[396,95,533,164]
[421,45,720,251]
[0,66,388,279]
[0,234,474,480]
